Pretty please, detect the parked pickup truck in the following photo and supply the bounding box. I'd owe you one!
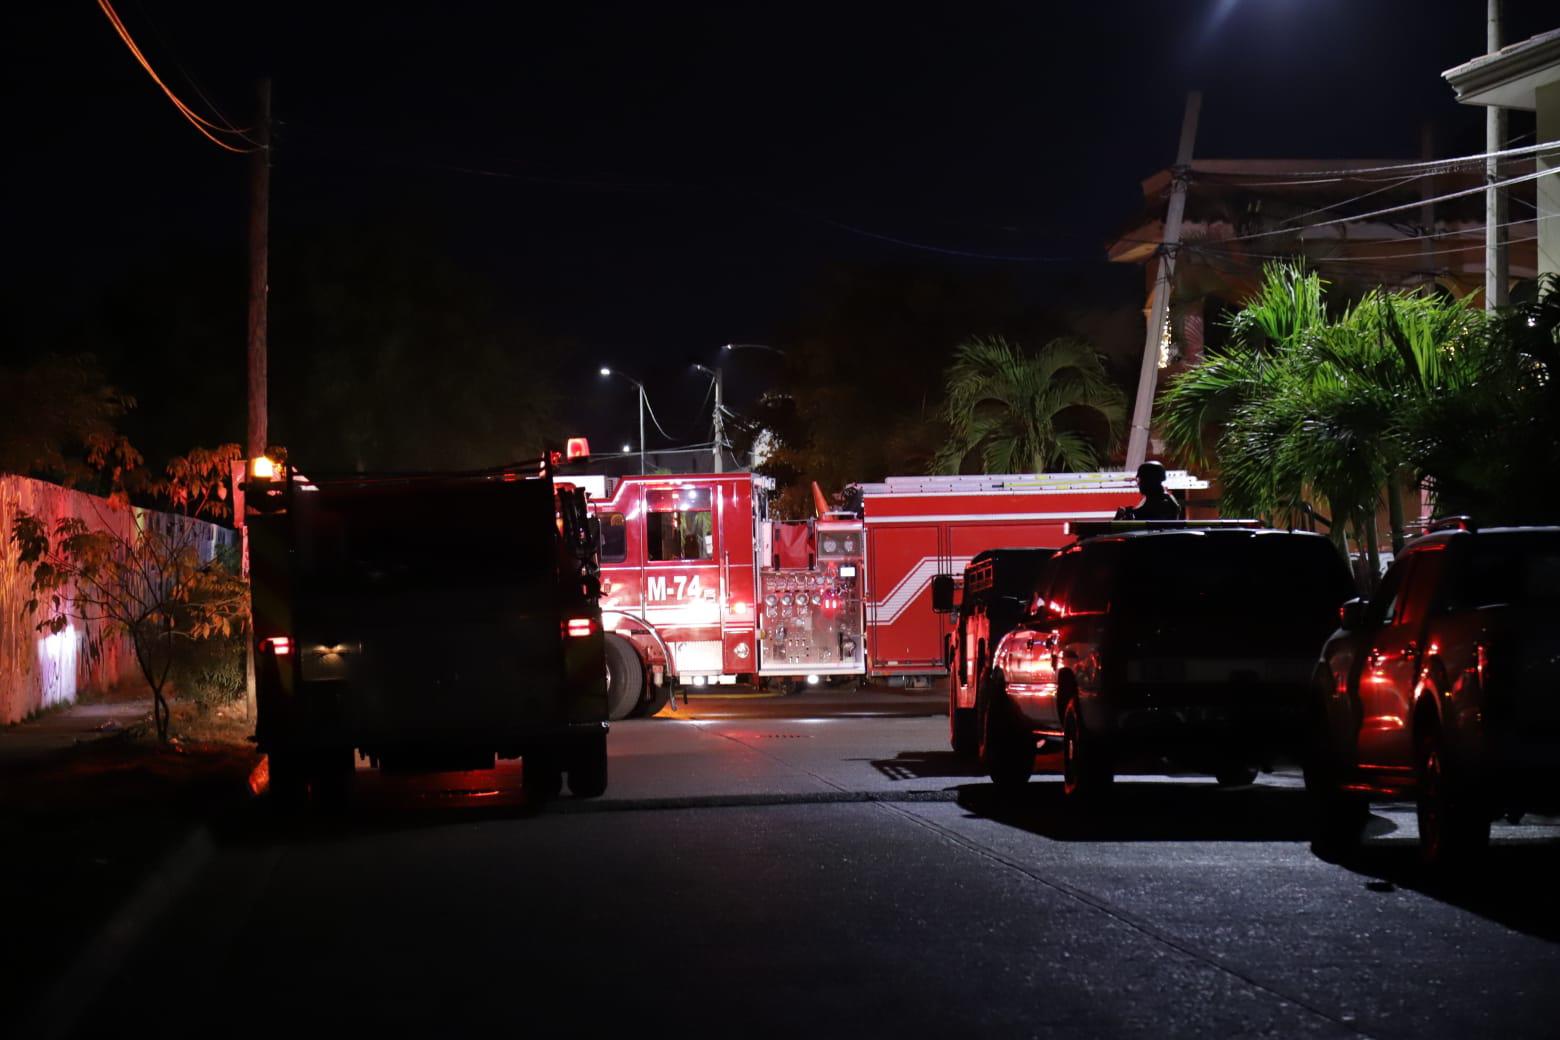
[244,455,608,804]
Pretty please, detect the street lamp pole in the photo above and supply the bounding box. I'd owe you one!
[600,367,648,474]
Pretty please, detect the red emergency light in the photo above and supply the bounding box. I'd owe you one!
[565,617,597,638]
[260,636,292,656]
[566,437,591,461]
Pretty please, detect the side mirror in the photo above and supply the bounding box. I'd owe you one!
[931,574,957,614]
[1339,597,1369,631]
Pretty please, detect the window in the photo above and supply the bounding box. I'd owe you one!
[646,487,713,562]
[1372,558,1409,626]
[598,512,627,563]
[1455,534,1560,609]
[1393,548,1446,627]
[1069,543,1120,614]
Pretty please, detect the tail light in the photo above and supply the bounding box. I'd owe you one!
[260,636,292,656]
[1476,642,1488,686]
[565,617,597,638]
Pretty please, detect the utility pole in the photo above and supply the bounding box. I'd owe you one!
[243,78,271,727]
[246,78,272,458]
[711,368,725,473]
[1485,0,1509,309]
[1126,91,1201,471]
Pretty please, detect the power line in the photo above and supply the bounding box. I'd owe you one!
[1220,165,1560,243]
[97,0,255,154]
[1191,138,1560,184]
[131,0,255,142]
[1193,207,1560,259]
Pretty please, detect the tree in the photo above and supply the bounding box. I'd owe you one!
[11,445,248,743]
[1160,262,1497,580]
[0,353,138,487]
[932,336,1125,474]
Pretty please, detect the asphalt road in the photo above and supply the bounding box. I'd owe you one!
[38,686,1560,1039]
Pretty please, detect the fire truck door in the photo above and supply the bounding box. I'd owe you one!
[867,523,943,673]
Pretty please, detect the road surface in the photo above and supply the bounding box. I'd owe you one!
[33,686,1560,1038]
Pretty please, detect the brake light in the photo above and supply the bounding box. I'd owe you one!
[1476,643,1488,686]
[565,617,596,638]
[260,636,292,656]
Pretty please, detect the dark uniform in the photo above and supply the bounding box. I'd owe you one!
[1115,461,1183,521]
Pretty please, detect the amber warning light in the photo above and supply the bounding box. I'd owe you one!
[566,437,591,461]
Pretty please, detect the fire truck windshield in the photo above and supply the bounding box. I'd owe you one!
[646,487,713,561]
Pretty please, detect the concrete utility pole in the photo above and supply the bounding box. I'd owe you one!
[246,78,272,458]
[1126,91,1201,471]
[1486,0,1509,309]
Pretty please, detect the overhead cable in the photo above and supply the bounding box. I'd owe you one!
[1192,139,1560,183]
[97,0,255,154]
[1221,165,1560,242]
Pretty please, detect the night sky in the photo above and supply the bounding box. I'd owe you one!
[5,1,1555,455]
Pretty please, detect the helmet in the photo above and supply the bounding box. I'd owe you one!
[1136,461,1168,486]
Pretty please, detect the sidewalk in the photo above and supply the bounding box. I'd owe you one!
[0,700,153,770]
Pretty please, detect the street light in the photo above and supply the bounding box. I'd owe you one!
[600,367,647,474]
[696,344,783,473]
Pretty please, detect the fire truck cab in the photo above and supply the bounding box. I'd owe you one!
[581,472,866,718]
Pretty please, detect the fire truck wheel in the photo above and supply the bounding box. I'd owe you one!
[567,731,609,798]
[603,634,646,721]
[634,682,672,718]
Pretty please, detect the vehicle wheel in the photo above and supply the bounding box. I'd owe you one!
[266,750,309,808]
[1061,697,1112,801]
[1302,712,1368,856]
[523,753,564,806]
[1416,727,1490,870]
[310,747,357,808]
[1215,765,1258,788]
[603,634,646,721]
[634,680,672,718]
[567,730,609,798]
[949,672,978,756]
[979,681,1033,790]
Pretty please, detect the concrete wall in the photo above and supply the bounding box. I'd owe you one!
[1538,79,1559,282]
[0,476,236,724]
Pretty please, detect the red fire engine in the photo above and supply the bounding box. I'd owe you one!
[577,469,1207,719]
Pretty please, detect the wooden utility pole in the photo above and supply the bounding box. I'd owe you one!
[1485,0,1509,309]
[243,79,271,725]
[246,78,272,458]
[1126,91,1201,471]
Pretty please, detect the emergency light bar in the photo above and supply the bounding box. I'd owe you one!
[1065,519,1264,538]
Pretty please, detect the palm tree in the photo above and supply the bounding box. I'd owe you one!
[1162,262,1489,580]
[933,336,1125,475]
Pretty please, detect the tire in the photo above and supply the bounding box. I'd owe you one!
[523,753,563,806]
[1215,765,1259,788]
[1302,706,1367,856]
[949,672,978,756]
[310,747,356,809]
[978,680,1033,790]
[1061,697,1112,802]
[1416,726,1490,870]
[266,750,309,808]
[567,730,609,798]
[603,634,646,721]
[634,680,672,718]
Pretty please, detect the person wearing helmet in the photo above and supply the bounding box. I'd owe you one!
[1116,461,1183,521]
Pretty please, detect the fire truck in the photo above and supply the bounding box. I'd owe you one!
[576,469,1207,719]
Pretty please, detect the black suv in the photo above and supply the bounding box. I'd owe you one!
[1307,522,1560,866]
[937,548,1058,757]
[981,524,1356,795]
